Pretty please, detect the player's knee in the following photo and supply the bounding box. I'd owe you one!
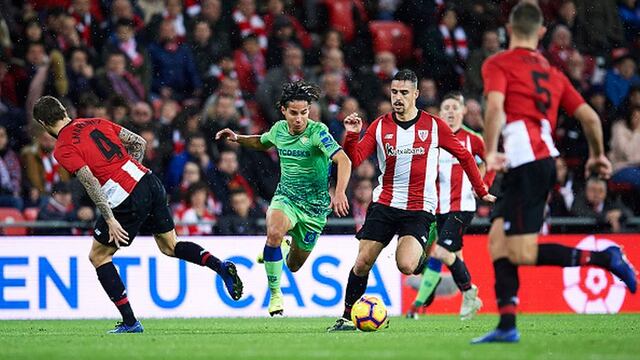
[266,229,285,247]
[353,258,373,276]
[432,245,451,261]
[158,241,176,257]
[88,251,108,268]
[397,260,417,275]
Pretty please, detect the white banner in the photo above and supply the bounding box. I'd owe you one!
[0,236,402,319]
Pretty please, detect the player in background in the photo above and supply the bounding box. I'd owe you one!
[216,81,352,317]
[32,96,243,334]
[407,92,495,320]
[327,70,495,331]
[473,3,637,344]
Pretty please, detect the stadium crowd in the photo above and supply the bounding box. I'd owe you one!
[0,0,639,235]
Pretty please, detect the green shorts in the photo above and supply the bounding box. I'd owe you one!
[269,195,327,252]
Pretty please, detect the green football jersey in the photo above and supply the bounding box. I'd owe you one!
[260,120,342,218]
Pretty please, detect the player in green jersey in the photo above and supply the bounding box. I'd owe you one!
[216,81,352,316]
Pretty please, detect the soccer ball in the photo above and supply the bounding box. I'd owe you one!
[351,296,389,331]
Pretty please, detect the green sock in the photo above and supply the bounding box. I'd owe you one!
[414,268,441,306]
[265,259,283,294]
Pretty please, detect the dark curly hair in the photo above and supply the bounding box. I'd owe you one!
[276,80,321,108]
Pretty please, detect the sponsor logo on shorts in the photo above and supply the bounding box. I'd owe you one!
[563,236,627,314]
[94,229,101,236]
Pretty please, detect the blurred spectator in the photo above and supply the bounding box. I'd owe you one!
[107,95,130,124]
[574,0,624,57]
[65,47,96,104]
[148,19,201,100]
[174,182,216,235]
[231,0,267,51]
[107,0,145,34]
[68,0,106,49]
[138,126,166,180]
[95,51,145,105]
[0,125,23,210]
[189,19,229,88]
[167,133,213,192]
[266,15,304,69]
[187,0,232,62]
[549,157,577,216]
[463,98,484,132]
[416,78,439,110]
[206,149,254,215]
[217,189,260,235]
[106,18,151,92]
[202,93,243,150]
[464,29,501,100]
[351,178,373,232]
[257,44,316,124]
[144,0,187,44]
[35,181,95,235]
[234,34,266,96]
[263,0,312,51]
[171,161,204,204]
[21,130,71,206]
[544,0,577,48]
[605,55,640,109]
[545,25,573,68]
[571,177,631,233]
[618,0,640,44]
[422,6,467,94]
[319,72,347,137]
[609,106,640,190]
[238,146,280,207]
[121,101,154,133]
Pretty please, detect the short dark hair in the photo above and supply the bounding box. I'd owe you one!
[185,181,209,206]
[509,2,543,37]
[277,80,320,108]
[442,91,465,104]
[392,69,418,87]
[186,132,206,145]
[33,96,68,127]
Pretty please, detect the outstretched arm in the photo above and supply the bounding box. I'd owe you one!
[437,118,493,201]
[119,127,147,162]
[330,150,352,217]
[76,166,129,247]
[215,128,272,151]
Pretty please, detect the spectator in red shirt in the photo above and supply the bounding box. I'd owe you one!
[174,182,217,236]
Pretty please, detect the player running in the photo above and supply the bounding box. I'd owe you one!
[327,70,495,332]
[32,96,243,334]
[407,92,495,320]
[472,3,637,344]
[216,81,352,317]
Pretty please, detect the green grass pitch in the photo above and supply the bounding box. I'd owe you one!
[2,314,639,359]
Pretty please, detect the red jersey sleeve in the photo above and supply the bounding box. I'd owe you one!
[559,73,586,117]
[342,119,379,168]
[469,133,496,187]
[54,142,86,174]
[437,118,489,197]
[481,55,507,95]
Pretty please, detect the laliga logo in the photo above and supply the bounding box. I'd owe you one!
[562,236,627,314]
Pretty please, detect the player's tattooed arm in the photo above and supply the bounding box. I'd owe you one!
[118,127,147,162]
[76,166,114,221]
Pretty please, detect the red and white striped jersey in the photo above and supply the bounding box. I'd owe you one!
[343,111,489,213]
[482,48,585,168]
[437,127,494,214]
[54,118,149,208]
[173,204,216,236]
